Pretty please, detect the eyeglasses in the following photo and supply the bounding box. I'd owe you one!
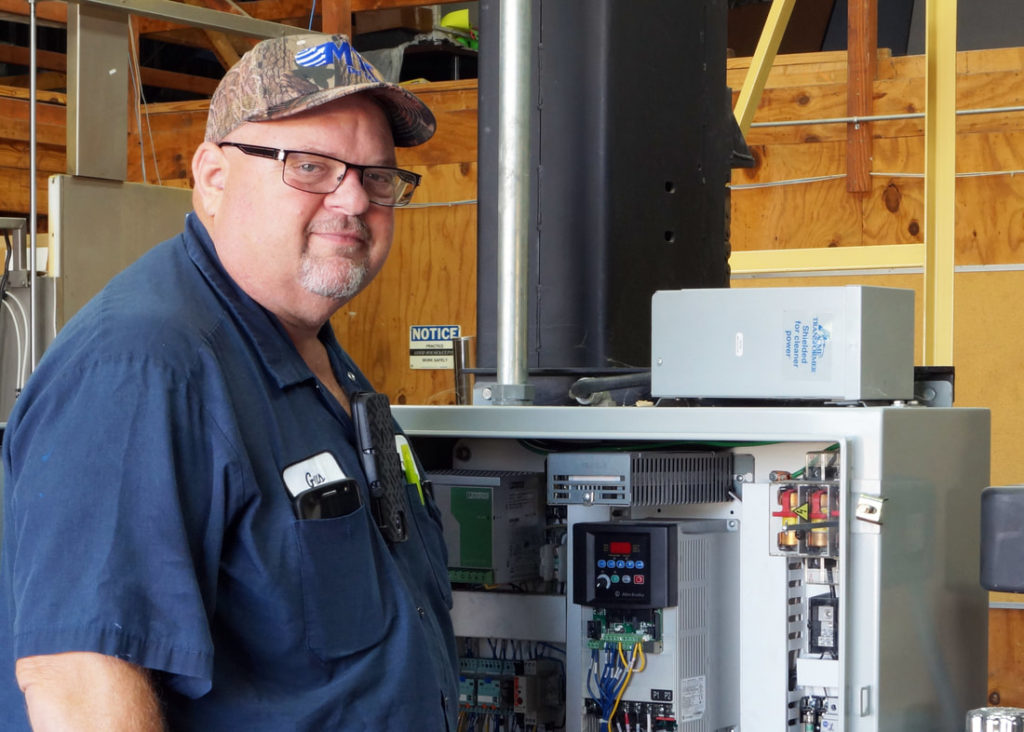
[217,141,421,207]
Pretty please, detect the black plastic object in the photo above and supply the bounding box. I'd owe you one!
[352,392,409,543]
[477,0,738,404]
[981,486,1024,592]
[572,523,677,609]
[808,595,839,654]
[293,479,362,520]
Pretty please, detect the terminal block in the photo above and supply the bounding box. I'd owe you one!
[585,608,664,654]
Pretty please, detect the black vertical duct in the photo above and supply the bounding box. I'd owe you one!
[477,0,734,404]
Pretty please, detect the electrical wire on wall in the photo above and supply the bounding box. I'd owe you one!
[0,231,30,394]
[127,17,162,186]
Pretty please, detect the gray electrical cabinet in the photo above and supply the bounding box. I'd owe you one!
[397,404,989,732]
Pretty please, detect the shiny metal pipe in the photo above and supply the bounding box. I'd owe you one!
[452,336,475,405]
[29,0,38,370]
[494,0,532,404]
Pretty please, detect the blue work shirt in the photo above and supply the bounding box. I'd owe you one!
[0,213,458,730]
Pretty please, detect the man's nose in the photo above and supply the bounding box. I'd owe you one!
[323,167,370,215]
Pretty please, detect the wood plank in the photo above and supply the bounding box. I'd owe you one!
[0,84,66,105]
[0,71,66,90]
[140,27,257,53]
[330,161,477,403]
[734,67,1024,147]
[0,0,303,37]
[183,0,246,69]
[321,0,352,36]
[989,609,1024,706]
[0,43,220,96]
[0,0,66,23]
[350,0,466,10]
[352,6,433,35]
[732,128,1024,263]
[0,141,65,173]
[0,165,49,215]
[846,0,876,193]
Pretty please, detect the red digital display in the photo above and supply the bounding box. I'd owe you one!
[609,541,632,555]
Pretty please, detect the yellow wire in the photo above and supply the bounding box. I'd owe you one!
[617,641,628,667]
[636,641,647,672]
[608,643,642,728]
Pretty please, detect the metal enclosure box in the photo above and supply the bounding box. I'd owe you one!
[428,470,545,584]
[651,286,915,401]
[396,404,989,731]
[981,485,1024,592]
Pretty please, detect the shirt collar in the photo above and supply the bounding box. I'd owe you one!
[182,212,326,389]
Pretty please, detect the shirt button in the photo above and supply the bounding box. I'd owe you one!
[417,606,426,618]
[347,371,357,381]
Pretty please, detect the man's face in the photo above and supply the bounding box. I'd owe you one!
[201,94,397,329]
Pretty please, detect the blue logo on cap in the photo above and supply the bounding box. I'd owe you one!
[294,39,379,83]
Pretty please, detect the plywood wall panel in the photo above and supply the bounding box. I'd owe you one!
[330,161,477,404]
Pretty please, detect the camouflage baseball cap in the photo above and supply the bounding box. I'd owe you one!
[205,33,435,147]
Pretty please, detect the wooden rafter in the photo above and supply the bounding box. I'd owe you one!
[182,0,249,68]
[846,0,877,193]
[0,43,219,95]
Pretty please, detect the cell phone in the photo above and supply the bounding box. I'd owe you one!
[293,478,362,520]
[351,391,409,543]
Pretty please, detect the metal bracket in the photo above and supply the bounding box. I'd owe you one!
[855,494,886,525]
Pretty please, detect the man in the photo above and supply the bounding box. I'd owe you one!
[0,34,458,730]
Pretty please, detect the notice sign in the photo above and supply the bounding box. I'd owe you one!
[409,325,460,370]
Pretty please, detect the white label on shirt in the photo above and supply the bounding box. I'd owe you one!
[282,451,348,498]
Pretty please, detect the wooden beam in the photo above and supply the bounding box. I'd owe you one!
[922,0,958,367]
[0,44,68,73]
[0,0,310,33]
[846,0,877,193]
[733,0,797,135]
[322,0,352,36]
[0,71,66,90]
[0,44,219,95]
[134,27,255,53]
[350,0,464,9]
[0,0,67,24]
[184,0,247,68]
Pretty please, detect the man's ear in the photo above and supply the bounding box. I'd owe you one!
[191,141,228,219]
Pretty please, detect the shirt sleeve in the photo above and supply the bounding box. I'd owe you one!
[3,352,239,699]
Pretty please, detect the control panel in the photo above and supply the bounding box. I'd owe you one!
[573,523,676,609]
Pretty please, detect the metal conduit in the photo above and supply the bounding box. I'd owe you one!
[493,0,533,405]
[29,0,39,370]
[751,104,1024,129]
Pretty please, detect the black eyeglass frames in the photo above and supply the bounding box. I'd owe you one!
[217,141,421,207]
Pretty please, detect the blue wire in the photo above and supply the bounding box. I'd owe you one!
[537,641,566,655]
[307,0,317,31]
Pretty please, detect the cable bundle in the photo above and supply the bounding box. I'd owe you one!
[587,642,646,732]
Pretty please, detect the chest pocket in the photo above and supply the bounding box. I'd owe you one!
[292,505,398,660]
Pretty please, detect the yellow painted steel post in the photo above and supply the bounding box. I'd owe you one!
[733,0,797,135]
[923,0,957,366]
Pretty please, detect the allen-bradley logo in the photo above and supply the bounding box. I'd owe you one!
[294,40,379,83]
[306,472,326,488]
